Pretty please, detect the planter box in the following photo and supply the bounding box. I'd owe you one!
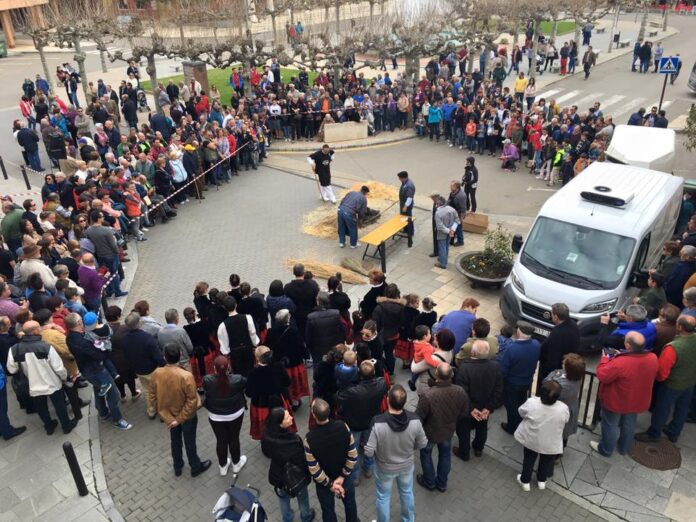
[455,251,510,289]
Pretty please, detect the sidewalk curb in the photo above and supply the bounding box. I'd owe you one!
[484,445,626,522]
[271,132,416,152]
[88,243,139,522]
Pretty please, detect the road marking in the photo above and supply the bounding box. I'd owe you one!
[599,94,625,110]
[555,90,582,104]
[527,186,558,192]
[537,88,562,99]
[611,97,647,118]
[569,93,604,110]
[645,100,672,110]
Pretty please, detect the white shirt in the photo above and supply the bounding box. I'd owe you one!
[216,313,259,355]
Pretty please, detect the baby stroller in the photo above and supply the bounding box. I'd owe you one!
[212,476,266,522]
[535,53,545,75]
[136,89,150,112]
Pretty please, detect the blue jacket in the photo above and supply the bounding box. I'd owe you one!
[499,338,541,386]
[0,364,5,391]
[442,103,457,122]
[610,320,657,350]
[427,106,443,124]
[434,310,475,356]
[122,329,165,375]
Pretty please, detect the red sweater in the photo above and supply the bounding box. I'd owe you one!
[597,352,658,414]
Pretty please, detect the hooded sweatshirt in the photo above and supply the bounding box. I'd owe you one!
[364,410,427,473]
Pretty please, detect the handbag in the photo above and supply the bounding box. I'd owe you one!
[10,345,30,400]
[279,461,311,498]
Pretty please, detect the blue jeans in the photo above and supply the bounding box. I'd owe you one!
[277,486,313,522]
[598,408,636,456]
[466,135,476,151]
[375,464,415,522]
[84,368,123,422]
[170,415,203,472]
[648,384,695,441]
[419,439,452,490]
[315,477,357,522]
[337,209,358,247]
[26,149,43,172]
[437,238,449,267]
[0,386,15,438]
[351,429,374,480]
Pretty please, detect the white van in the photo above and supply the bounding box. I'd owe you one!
[606,124,675,173]
[500,162,683,350]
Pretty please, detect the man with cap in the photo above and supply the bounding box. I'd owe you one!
[428,190,440,258]
[397,171,415,247]
[308,144,336,204]
[337,185,370,249]
[499,321,541,434]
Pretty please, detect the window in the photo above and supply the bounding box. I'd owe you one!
[135,0,148,10]
[118,0,129,9]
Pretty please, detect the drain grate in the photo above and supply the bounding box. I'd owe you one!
[629,438,681,470]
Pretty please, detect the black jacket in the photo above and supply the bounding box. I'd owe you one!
[373,297,405,340]
[329,291,352,323]
[66,330,109,376]
[305,308,345,359]
[245,363,290,407]
[17,128,39,152]
[266,325,307,367]
[336,376,388,431]
[237,295,267,332]
[539,319,580,379]
[261,429,309,488]
[284,279,319,321]
[122,329,165,375]
[454,358,503,412]
[203,374,247,415]
[360,283,386,319]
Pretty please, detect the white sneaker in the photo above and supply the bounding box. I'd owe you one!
[141,227,149,232]
[589,441,600,453]
[339,243,345,248]
[516,474,530,492]
[232,455,247,474]
[458,145,463,150]
[351,243,362,249]
[448,143,454,147]
[538,481,546,490]
[219,457,231,476]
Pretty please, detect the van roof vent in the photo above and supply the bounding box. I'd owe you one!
[580,185,634,208]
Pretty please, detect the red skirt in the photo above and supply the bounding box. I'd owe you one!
[190,351,216,388]
[394,339,413,361]
[249,398,297,441]
[380,370,392,413]
[285,364,310,402]
[259,328,268,344]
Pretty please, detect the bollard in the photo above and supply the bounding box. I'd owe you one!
[0,157,7,180]
[19,166,31,191]
[62,442,89,497]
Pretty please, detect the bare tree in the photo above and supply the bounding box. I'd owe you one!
[14,7,55,94]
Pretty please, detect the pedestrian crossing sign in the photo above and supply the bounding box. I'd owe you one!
[659,56,679,74]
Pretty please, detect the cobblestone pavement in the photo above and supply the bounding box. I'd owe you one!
[100,164,605,522]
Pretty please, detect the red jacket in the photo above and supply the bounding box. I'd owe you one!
[597,352,658,414]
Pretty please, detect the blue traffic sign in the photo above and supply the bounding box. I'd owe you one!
[658,56,680,74]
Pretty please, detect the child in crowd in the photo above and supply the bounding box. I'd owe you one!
[64,287,88,316]
[335,350,359,389]
[496,324,514,363]
[415,297,437,331]
[414,112,426,137]
[407,325,438,391]
[83,312,119,396]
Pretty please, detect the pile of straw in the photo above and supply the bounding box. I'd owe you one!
[285,258,367,285]
[302,180,399,239]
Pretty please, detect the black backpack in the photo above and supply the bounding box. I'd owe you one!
[278,461,311,498]
[10,345,30,399]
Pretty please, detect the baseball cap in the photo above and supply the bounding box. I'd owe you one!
[84,312,98,330]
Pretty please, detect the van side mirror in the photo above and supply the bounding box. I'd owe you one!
[512,234,523,254]
[630,270,649,289]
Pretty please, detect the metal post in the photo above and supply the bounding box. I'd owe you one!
[0,156,8,180]
[19,166,31,191]
[608,2,622,54]
[62,442,89,497]
[658,72,668,111]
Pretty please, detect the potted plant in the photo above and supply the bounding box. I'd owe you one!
[456,224,514,288]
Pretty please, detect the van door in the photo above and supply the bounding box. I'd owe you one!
[625,234,651,305]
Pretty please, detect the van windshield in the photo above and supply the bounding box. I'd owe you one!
[521,217,636,290]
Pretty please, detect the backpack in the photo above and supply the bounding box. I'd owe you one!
[279,461,311,498]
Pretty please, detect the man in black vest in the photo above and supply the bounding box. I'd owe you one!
[284,263,319,342]
[217,296,259,377]
[304,398,358,522]
[398,171,416,247]
[308,144,336,203]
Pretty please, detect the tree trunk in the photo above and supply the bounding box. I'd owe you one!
[380,0,385,16]
[36,40,54,95]
[551,18,558,42]
[213,26,219,44]
[179,26,185,47]
[530,18,541,80]
[405,52,419,88]
[99,47,108,73]
[608,2,621,54]
[512,21,519,46]
[369,1,374,29]
[271,13,277,46]
[638,5,648,42]
[146,52,158,111]
[574,19,581,50]
[290,8,294,25]
[325,6,330,33]
[73,38,89,105]
[335,0,341,39]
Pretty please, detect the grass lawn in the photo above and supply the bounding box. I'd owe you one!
[142,66,318,104]
[540,20,576,36]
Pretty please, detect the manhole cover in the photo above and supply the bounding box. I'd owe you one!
[629,438,681,470]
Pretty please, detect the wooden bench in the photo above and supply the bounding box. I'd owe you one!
[173,65,182,73]
[619,38,631,48]
[595,27,606,34]
[647,29,658,37]
[649,20,662,28]
[361,214,413,273]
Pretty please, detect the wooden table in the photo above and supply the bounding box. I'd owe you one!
[361,214,413,273]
